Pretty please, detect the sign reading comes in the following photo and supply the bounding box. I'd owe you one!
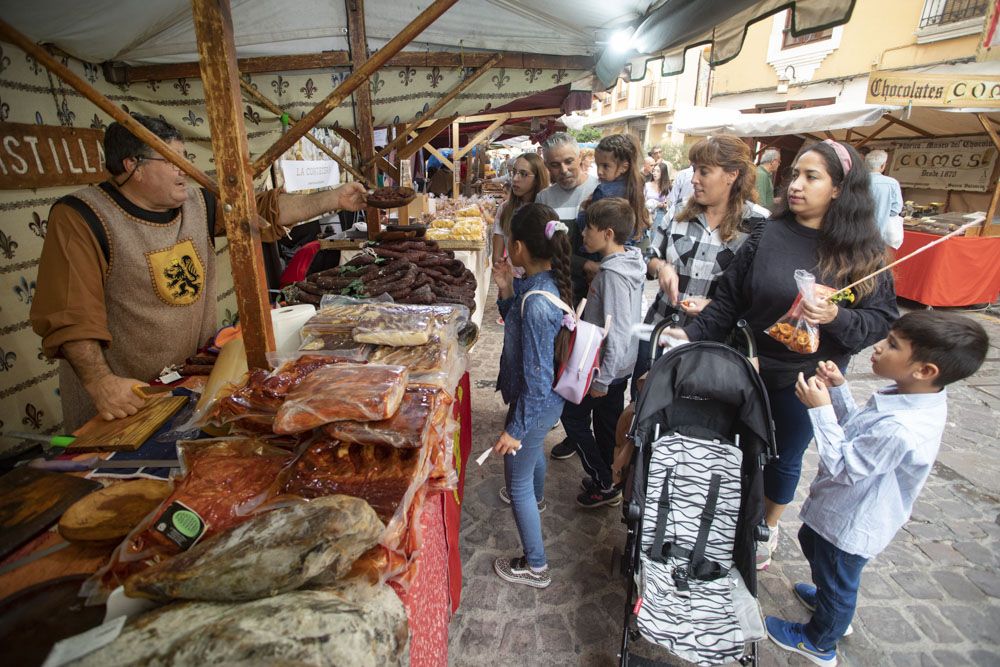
[866,72,1000,108]
[887,137,997,192]
[0,122,106,189]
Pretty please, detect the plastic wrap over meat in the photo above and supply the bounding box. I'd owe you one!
[282,438,431,556]
[352,308,435,347]
[323,385,450,449]
[273,364,408,434]
[84,438,293,602]
[299,330,374,360]
[205,354,349,431]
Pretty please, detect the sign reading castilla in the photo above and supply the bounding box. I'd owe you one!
[866,71,1000,108]
[0,122,107,189]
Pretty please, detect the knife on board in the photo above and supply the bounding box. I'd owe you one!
[27,458,181,472]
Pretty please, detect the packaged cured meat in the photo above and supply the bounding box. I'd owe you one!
[323,385,451,449]
[298,330,374,360]
[765,270,837,355]
[352,308,435,347]
[281,437,432,554]
[369,337,453,373]
[124,495,383,602]
[84,438,293,601]
[272,364,409,434]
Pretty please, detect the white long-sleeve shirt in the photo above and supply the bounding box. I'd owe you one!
[800,382,948,558]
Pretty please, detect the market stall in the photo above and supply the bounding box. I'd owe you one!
[674,99,1000,306]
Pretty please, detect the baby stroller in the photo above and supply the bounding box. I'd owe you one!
[618,318,778,667]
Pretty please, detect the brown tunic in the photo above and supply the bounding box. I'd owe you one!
[30,182,284,430]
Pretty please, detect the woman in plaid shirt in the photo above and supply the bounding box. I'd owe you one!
[632,135,769,399]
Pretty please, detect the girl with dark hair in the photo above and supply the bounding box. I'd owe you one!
[491,152,549,266]
[667,140,898,569]
[633,134,769,400]
[492,203,573,589]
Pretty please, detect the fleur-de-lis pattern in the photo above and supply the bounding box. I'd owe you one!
[0,230,18,260]
[22,404,44,430]
[56,98,75,127]
[0,348,16,372]
[29,213,47,239]
[38,347,56,365]
[370,72,385,96]
[181,109,205,127]
[222,308,238,328]
[184,150,197,162]
[271,75,289,98]
[398,67,416,87]
[552,69,569,84]
[492,68,510,91]
[300,78,317,99]
[525,68,542,84]
[426,67,443,89]
[0,46,584,433]
[14,276,36,305]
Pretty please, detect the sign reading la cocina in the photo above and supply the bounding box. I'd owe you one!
[866,71,1000,108]
[887,137,996,192]
[0,123,106,189]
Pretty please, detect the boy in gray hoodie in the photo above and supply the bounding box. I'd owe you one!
[563,198,647,507]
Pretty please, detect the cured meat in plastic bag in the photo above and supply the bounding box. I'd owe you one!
[323,385,450,449]
[273,364,408,434]
[765,270,836,355]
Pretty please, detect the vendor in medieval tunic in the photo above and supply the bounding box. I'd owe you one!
[30,114,366,430]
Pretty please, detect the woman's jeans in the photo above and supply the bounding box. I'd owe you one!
[504,401,564,568]
[763,380,816,505]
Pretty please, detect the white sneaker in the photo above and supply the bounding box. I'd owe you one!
[756,523,779,570]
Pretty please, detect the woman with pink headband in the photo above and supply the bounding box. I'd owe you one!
[666,139,898,569]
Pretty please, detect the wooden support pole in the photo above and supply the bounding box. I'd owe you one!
[371,53,502,163]
[419,139,454,171]
[855,121,893,149]
[416,107,564,128]
[250,0,459,177]
[239,78,369,185]
[451,121,461,198]
[331,126,397,180]
[883,114,934,138]
[192,0,275,369]
[397,116,455,161]
[0,18,217,193]
[346,0,381,241]
[977,113,1000,236]
[455,116,508,160]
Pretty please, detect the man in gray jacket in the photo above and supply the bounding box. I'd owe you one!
[561,198,646,507]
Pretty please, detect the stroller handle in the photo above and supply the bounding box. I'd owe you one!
[650,316,758,363]
[735,319,757,360]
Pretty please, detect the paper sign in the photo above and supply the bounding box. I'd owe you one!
[374,128,388,147]
[279,159,341,192]
[42,616,126,667]
[887,137,997,192]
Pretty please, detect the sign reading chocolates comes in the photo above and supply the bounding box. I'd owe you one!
[0,122,106,189]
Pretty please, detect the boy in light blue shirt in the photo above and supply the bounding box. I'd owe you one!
[765,311,989,666]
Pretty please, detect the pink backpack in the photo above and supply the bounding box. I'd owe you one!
[522,291,610,404]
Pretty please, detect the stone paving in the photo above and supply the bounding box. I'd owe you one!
[449,282,1000,667]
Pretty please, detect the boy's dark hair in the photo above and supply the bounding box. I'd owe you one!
[891,311,989,387]
[586,197,635,245]
[105,113,183,176]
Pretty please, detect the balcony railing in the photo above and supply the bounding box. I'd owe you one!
[918,0,988,28]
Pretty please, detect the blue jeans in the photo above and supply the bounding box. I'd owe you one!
[799,524,868,651]
[562,379,628,489]
[504,401,563,568]
[763,380,816,505]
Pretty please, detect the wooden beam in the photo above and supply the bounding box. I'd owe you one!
[345,0,381,241]
[239,78,370,185]
[331,126,397,178]
[0,18,217,193]
[855,121,893,149]
[883,114,933,138]
[250,0,459,177]
[371,52,502,163]
[116,51,592,83]
[192,0,274,369]
[451,121,460,198]
[396,116,455,160]
[420,139,454,171]
[417,107,564,128]
[455,116,507,160]
[823,130,835,140]
[978,113,1000,236]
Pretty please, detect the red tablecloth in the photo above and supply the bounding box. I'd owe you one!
[893,230,1000,307]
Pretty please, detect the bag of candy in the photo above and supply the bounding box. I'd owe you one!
[766,270,837,354]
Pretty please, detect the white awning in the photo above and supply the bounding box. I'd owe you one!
[674,104,899,137]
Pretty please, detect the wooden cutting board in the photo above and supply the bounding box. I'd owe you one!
[58,479,171,543]
[0,468,101,560]
[67,395,188,452]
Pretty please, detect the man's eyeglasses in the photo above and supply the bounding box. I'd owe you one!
[139,156,185,172]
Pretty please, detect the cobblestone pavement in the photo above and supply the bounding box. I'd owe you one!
[449,283,1000,666]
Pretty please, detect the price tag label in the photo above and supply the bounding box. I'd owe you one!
[42,616,127,667]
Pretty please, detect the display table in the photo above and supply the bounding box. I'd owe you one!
[892,230,1000,307]
[0,372,474,667]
